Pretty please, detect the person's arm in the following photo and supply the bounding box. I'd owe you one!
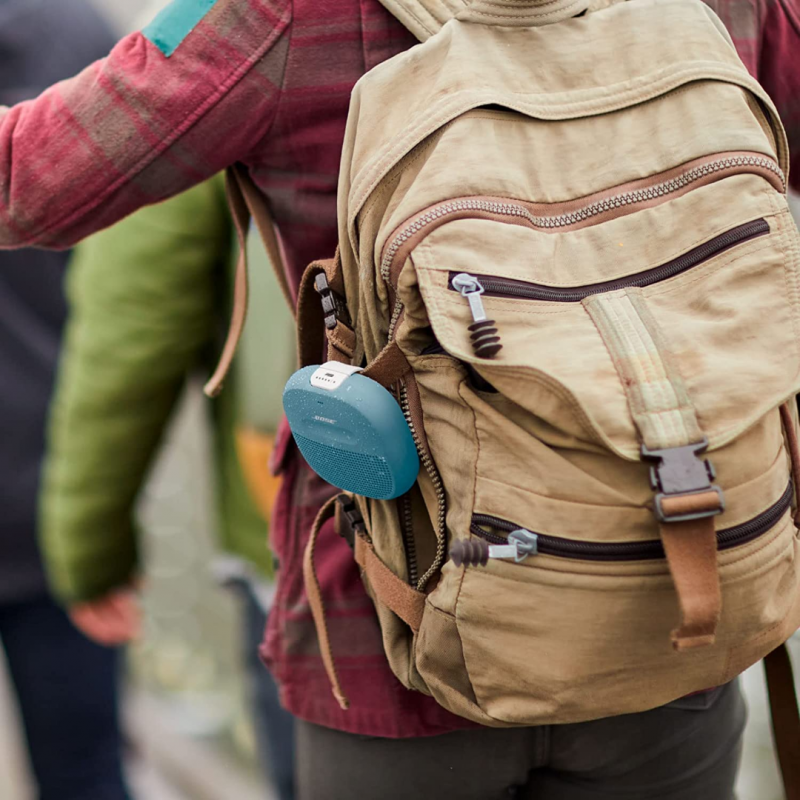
[0,0,290,250]
[41,177,231,635]
[758,0,800,191]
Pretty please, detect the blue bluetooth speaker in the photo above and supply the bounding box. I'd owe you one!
[282,362,420,499]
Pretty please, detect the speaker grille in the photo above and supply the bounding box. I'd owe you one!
[294,434,395,498]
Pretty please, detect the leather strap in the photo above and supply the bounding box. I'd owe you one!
[296,255,354,369]
[303,496,350,711]
[780,402,800,525]
[361,341,411,388]
[235,165,295,311]
[302,496,426,710]
[204,166,295,398]
[765,643,800,800]
[658,491,722,650]
[355,537,425,632]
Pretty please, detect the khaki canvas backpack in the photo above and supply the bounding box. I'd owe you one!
[209,0,800,793]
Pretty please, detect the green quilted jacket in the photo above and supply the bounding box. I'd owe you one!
[40,175,294,603]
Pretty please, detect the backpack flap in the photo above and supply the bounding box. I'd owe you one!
[409,168,800,461]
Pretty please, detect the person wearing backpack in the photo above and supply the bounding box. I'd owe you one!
[0,0,799,798]
[40,174,297,800]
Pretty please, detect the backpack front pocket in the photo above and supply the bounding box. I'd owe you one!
[405,169,800,461]
[460,480,791,565]
[447,498,798,725]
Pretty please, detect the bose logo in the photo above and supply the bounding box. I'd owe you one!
[314,415,337,425]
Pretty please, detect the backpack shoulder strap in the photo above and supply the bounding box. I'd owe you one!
[377,0,468,41]
[376,0,617,41]
[234,165,295,312]
[204,165,294,397]
[206,164,359,397]
[204,0,470,399]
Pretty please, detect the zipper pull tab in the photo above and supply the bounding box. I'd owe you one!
[452,273,487,322]
[450,530,538,568]
[451,273,502,359]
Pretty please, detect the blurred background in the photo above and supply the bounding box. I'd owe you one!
[0,3,798,799]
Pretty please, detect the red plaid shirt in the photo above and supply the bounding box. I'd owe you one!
[0,0,798,737]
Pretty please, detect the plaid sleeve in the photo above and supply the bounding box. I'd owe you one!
[0,0,291,249]
[758,0,800,191]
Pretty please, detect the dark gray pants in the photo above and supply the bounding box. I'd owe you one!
[297,681,745,800]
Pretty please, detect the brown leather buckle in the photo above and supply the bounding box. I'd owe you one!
[641,439,725,523]
[315,273,351,330]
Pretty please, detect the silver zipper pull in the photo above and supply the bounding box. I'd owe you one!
[451,273,503,359]
[507,529,539,562]
[452,273,488,323]
[450,529,538,568]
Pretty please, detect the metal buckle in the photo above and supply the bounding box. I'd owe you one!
[315,273,351,330]
[641,439,725,524]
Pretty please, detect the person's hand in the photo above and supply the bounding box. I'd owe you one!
[69,588,142,646]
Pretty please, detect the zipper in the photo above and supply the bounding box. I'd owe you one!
[399,382,447,589]
[464,480,793,564]
[448,218,770,304]
[380,153,784,286]
[399,492,419,586]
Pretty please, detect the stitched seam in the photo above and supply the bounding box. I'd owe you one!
[588,293,692,446]
[477,0,562,9]
[467,0,587,20]
[627,290,703,442]
[364,136,439,227]
[605,294,681,443]
[582,299,639,449]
